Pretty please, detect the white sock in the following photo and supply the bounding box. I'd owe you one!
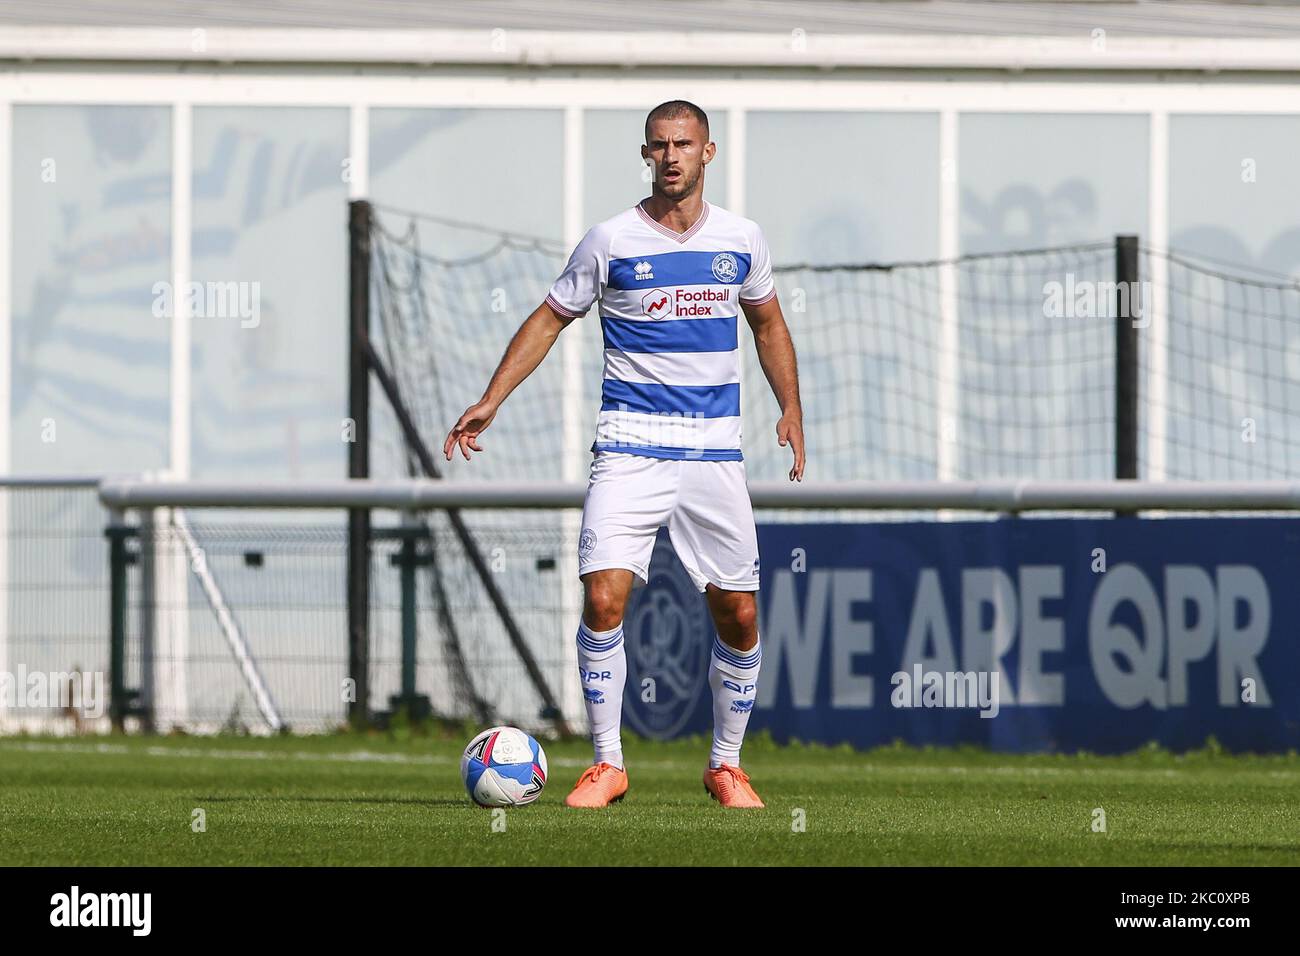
[577,620,626,770]
[708,635,761,769]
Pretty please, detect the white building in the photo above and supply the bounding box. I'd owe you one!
[5,0,1300,732]
[4,0,1300,483]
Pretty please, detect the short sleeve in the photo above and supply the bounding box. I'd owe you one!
[739,225,776,306]
[545,227,606,318]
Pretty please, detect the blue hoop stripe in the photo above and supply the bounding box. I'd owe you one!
[578,624,624,654]
[712,637,761,669]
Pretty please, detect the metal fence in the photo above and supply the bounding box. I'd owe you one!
[7,475,1300,736]
[0,478,108,733]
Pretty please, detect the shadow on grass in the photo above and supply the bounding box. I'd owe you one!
[1129,840,1300,857]
[194,794,469,808]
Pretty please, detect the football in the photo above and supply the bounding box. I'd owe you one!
[460,726,549,807]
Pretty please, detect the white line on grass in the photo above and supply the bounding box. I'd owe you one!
[0,740,645,769]
[2,740,1297,781]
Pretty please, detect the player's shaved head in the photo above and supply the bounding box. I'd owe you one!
[645,100,709,142]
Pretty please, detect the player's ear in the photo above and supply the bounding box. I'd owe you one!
[702,140,716,165]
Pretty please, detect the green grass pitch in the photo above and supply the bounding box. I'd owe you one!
[1,730,1298,866]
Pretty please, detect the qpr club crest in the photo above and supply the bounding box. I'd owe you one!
[621,531,712,740]
[711,252,739,283]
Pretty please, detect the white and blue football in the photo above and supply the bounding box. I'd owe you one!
[460,726,548,807]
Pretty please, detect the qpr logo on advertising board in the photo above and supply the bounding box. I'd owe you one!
[622,532,712,740]
[711,252,739,283]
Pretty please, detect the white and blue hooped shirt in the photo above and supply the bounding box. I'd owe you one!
[545,200,776,462]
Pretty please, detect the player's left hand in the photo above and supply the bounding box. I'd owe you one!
[776,411,805,481]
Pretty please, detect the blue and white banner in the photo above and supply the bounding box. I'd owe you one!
[620,520,1299,753]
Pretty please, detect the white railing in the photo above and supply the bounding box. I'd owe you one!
[99,478,1300,513]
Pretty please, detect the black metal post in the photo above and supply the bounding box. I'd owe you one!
[1115,234,1140,482]
[347,199,373,728]
[107,520,139,732]
[136,515,156,733]
[400,534,417,702]
[386,523,432,723]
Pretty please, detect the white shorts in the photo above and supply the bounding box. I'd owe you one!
[578,451,760,593]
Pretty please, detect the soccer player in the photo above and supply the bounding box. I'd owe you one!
[443,100,804,809]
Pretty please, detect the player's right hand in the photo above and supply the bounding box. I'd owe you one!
[443,400,499,461]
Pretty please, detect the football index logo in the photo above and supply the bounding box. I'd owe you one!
[633,260,655,281]
[711,252,739,283]
[642,288,673,320]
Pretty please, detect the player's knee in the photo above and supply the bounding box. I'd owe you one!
[729,599,757,638]
[715,595,757,639]
[583,582,625,631]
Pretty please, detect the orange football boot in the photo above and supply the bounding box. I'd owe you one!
[564,762,629,808]
[703,764,765,808]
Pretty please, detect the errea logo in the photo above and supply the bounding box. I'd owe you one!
[642,288,673,320]
[633,260,655,280]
